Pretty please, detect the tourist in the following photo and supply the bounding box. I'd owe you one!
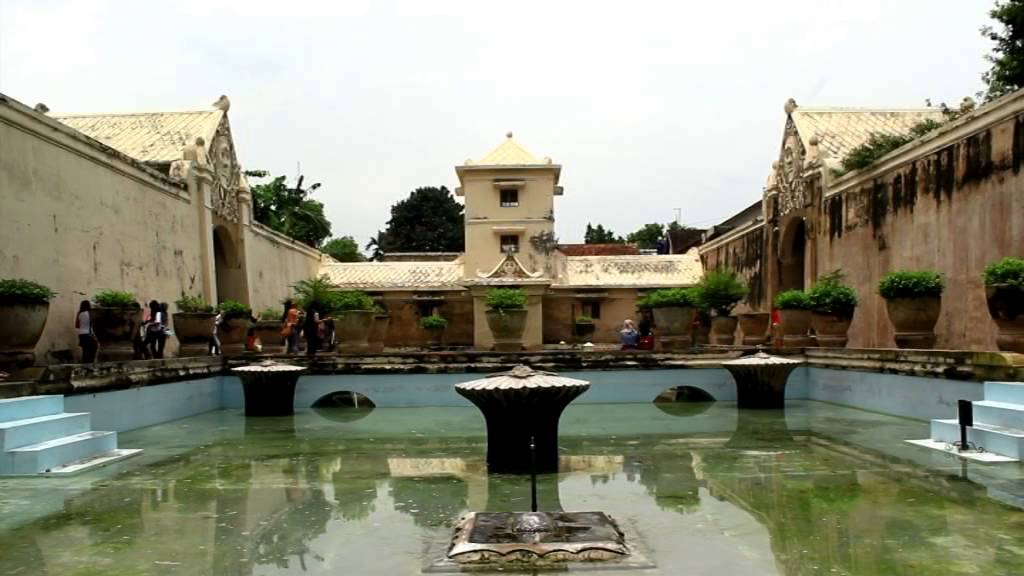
[619,319,639,350]
[304,303,323,357]
[282,300,300,353]
[75,300,98,363]
[144,300,165,359]
[210,308,223,355]
[157,302,170,358]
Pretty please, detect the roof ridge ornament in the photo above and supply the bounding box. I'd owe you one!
[784,98,798,116]
[212,95,230,112]
[476,251,545,280]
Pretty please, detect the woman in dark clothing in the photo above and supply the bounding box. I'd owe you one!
[157,302,170,358]
[304,304,322,357]
[75,300,98,363]
[144,300,164,359]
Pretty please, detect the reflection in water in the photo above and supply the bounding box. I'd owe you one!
[0,402,1022,576]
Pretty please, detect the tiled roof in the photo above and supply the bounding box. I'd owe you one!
[469,133,548,166]
[555,251,702,288]
[319,261,465,291]
[52,109,224,164]
[558,244,640,256]
[791,107,946,161]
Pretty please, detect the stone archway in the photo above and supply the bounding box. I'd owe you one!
[213,225,247,304]
[778,217,806,292]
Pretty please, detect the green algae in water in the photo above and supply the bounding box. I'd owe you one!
[0,402,1022,575]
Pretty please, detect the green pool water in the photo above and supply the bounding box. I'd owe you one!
[1,400,1022,575]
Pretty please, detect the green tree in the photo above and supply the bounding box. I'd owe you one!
[247,171,332,248]
[322,236,365,262]
[379,186,464,252]
[627,223,665,249]
[365,231,387,261]
[983,0,1024,101]
[584,222,623,244]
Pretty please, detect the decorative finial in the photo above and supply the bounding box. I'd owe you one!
[506,131,513,139]
[212,95,231,112]
[33,103,49,114]
[195,136,205,146]
[784,98,797,115]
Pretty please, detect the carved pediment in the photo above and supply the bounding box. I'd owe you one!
[477,251,545,280]
[209,118,241,222]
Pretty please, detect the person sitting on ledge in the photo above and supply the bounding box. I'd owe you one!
[619,319,639,350]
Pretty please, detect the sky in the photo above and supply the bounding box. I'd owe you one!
[0,0,994,248]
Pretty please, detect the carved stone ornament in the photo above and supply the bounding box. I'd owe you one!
[777,117,807,217]
[477,251,544,280]
[209,121,240,222]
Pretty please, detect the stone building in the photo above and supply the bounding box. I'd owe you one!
[0,94,321,359]
[321,134,703,349]
[699,94,1024,350]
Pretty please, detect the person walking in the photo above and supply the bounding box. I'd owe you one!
[144,300,165,359]
[210,308,224,355]
[283,300,300,354]
[76,300,98,363]
[157,302,170,358]
[304,303,323,357]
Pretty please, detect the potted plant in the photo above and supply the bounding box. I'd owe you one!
[255,307,285,354]
[644,287,698,351]
[484,288,528,352]
[879,270,944,349]
[173,294,216,357]
[330,290,376,354]
[807,270,858,348]
[0,278,55,369]
[91,289,142,360]
[420,314,448,348]
[983,256,1024,353]
[217,299,252,355]
[737,312,770,346]
[697,271,748,346]
[368,304,390,353]
[773,289,812,347]
[573,315,596,341]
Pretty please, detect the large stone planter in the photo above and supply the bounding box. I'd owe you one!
[485,308,527,352]
[987,284,1024,353]
[885,296,941,349]
[335,310,374,354]
[737,313,769,346]
[709,316,737,345]
[368,314,390,353]
[777,309,811,347]
[573,321,595,343]
[424,328,445,349]
[218,316,249,356]
[254,320,285,354]
[0,301,49,370]
[811,312,853,348]
[173,312,216,357]
[92,306,143,361]
[652,306,696,351]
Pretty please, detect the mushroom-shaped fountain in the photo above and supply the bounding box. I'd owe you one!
[455,365,589,475]
[722,352,801,409]
[232,360,305,416]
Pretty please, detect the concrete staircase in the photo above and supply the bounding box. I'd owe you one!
[0,395,141,476]
[931,382,1024,460]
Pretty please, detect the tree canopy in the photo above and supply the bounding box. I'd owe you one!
[584,223,624,244]
[627,223,665,249]
[983,0,1024,101]
[247,171,332,248]
[377,186,464,253]
[322,236,365,262]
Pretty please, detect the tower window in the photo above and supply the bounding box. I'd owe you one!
[500,235,520,253]
[500,189,519,207]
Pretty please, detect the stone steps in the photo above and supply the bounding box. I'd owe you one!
[0,395,141,476]
[921,381,1024,461]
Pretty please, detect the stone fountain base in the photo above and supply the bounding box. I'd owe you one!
[425,511,654,572]
[232,361,305,417]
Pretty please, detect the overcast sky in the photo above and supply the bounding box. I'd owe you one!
[0,0,994,247]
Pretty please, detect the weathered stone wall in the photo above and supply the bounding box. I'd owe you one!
[543,289,646,344]
[376,291,475,347]
[819,105,1024,349]
[699,225,768,313]
[0,98,206,359]
[244,224,322,315]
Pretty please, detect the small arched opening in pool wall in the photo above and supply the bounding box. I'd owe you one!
[312,391,377,423]
[653,386,715,417]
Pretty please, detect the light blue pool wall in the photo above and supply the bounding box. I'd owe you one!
[64,367,980,432]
